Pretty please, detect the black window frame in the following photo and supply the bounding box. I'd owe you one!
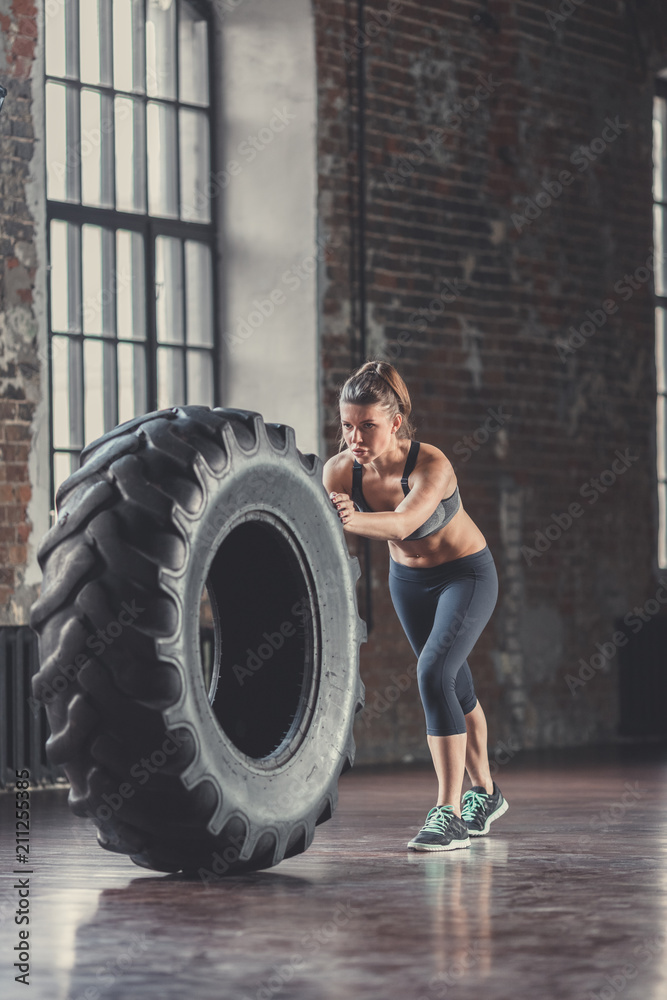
[45,0,220,509]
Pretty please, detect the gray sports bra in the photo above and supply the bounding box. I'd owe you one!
[351,440,461,540]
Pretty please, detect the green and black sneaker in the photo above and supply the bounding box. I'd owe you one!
[461,782,509,836]
[407,805,471,852]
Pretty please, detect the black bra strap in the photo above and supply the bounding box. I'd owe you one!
[352,459,363,496]
[401,440,420,494]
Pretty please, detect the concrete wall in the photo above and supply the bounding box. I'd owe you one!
[216,0,321,456]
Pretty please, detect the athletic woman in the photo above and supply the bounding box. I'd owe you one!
[322,361,508,852]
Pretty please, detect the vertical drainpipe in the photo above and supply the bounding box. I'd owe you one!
[356,0,372,634]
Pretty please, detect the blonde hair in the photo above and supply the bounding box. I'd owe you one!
[336,360,416,451]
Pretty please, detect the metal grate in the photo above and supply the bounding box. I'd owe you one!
[0,626,64,789]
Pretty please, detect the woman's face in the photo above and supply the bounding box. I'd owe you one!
[340,402,401,462]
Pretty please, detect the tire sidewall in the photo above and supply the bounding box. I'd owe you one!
[158,426,360,834]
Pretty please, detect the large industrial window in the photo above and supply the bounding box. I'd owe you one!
[654,76,667,567]
[45,0,217,500]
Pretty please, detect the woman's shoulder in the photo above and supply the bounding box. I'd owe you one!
[322,449,354,491]
[410,440,458,491]
[413,440,454,471]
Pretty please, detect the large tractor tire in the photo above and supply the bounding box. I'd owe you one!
[29,406,366,877]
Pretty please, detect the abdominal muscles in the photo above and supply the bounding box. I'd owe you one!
[388,505,487,567]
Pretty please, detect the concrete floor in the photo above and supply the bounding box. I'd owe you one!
[1,745,666,1000]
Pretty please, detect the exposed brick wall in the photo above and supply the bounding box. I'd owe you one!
[314,0,667,761]
[3,0,667,760]
[0,0,39,624]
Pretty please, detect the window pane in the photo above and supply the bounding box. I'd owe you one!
[115,96,146,212]
[46,82,80,202]
[659,481,667,569]
[179,2,209,106]
[84,339,104,443]
[84,338,115,444]
[147,102,178,217]
[187,350,214,406]
[654,97,667,204]
[116,230,146,340]
[146,0,176,100]
[81,89,114,208]
[157,346,185,409]
[82,225,115,336]
[50,220,81,332]
[657,308,667,395]
[658,393,667,484]
[113,0,145,93]
[80,0,112,86]
[52,336,83,449]
[45,0,67,78]
[118,342,147,424]
[655,205,667,297]
[185,241,213,346]
[180,109,210,223]
[54,452,78,498]
[155,236,183,344]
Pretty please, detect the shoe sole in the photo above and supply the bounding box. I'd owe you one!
[467,798,509,837]
[406,838,470,852]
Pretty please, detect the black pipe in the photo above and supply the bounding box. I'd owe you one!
[356,0,372,634]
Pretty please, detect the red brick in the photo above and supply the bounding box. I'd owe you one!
[0,401,18,420]
[8,544,27,565]
[5,423,31,442]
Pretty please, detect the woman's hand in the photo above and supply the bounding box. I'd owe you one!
[329,492,358,530]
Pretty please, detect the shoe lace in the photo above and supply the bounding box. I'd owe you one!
[461,790,487,822]
[420,805,455,835]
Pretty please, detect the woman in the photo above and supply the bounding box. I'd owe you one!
[322,360,508,852]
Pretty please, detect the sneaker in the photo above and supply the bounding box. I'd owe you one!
[461,782,509,836]
[407,805,471,852]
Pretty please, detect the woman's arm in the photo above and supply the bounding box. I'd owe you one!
[324,448,457,541]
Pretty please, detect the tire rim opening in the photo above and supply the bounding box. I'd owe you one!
[204,517,316,761]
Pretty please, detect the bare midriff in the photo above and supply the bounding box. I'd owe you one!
[347,455,487,568]
[387,505,488,568]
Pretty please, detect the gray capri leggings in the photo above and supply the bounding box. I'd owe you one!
[388,545,498,736]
